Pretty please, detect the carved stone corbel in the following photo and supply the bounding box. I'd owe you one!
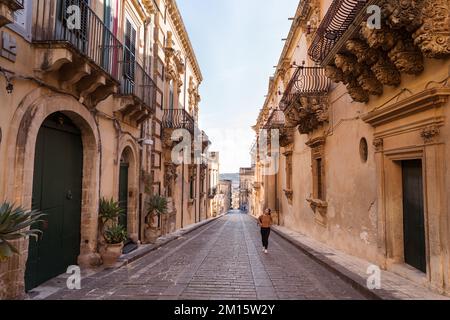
[345,39,379,65]
[346,78,370,103]
[357,68,383,96]
[371,56,401,87]
[306,198,328,227]
[360,23,398,51]
[388,36,424,75]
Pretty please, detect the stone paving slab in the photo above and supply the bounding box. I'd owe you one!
[270,224,449,300]
[34,212,368,300]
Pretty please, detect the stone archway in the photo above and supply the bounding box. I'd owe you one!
[1,88,101,298]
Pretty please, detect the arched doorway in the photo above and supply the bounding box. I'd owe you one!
[119,147,138,254]
[25,112,83,291]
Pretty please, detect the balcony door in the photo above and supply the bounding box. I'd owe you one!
[56,0,90,53]
[123,18,137,94]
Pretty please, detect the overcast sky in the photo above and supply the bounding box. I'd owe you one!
[178,0,299,173]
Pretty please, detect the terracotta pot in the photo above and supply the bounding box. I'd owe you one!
[144,227,161,244]
[101,242,123,267]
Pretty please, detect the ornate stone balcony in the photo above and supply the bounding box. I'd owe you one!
[0,0,23,27]
[280,64,331,135]
[308,0,450,103]
[32,0,122,108]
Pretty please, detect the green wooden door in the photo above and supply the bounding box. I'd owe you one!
[118,162,129,231]
[402,160,427,273]
[25,113,83,291]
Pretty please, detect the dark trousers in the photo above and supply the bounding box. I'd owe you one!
[261,228,271,249]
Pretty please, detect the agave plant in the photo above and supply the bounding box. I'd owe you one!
[0,202,45,261]
[104,225,128,245]
[99,198,124,224]
[146,195,168,220]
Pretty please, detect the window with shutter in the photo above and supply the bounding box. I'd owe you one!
[123,18,137,93]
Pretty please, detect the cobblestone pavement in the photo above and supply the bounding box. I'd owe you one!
[46,211,367,300]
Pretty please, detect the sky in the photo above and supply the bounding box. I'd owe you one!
[177,0,299,173]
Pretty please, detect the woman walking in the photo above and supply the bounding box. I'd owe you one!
[258,208,273,254]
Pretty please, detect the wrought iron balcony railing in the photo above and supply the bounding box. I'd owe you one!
[263,109,286,129]
[33,0,123,82]
[162,108,195,134]
[119,61,157,112]
[280,65,330,111]
[308,0,370,64]
[2,0,24,10]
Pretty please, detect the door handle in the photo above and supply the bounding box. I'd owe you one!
[66,190,73,200]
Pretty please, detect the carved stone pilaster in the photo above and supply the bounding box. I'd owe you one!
[421,125,440,143]
[164,162,178,187]
[413,0,450,58]
[388,37,424,75]
[188,164,197,181]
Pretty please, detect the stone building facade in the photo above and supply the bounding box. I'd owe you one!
[250,0,450,295]
[0,0,212,299]
[239,167,254,212]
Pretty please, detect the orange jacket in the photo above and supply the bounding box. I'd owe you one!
[258,214,273,228]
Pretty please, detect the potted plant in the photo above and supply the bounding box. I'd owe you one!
[101,224,127,267]
[0,202,45,262]
[144,195,168,243]
[98,198,126,266]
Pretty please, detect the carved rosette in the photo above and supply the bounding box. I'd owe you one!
[421,125,440,143]
[413,0,450,58]
[373,138,384,152]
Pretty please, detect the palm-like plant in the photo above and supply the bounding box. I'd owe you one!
[146,195,168,223]
[0,202,45,261]
[99,198,124,224]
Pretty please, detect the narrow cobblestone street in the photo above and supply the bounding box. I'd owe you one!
[45,211,367,300]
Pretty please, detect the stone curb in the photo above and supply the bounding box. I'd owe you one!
[249,215,392,300]
[117,214,226,268]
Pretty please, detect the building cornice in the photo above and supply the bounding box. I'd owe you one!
[255,0,314,130]
[166,0,203,83]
